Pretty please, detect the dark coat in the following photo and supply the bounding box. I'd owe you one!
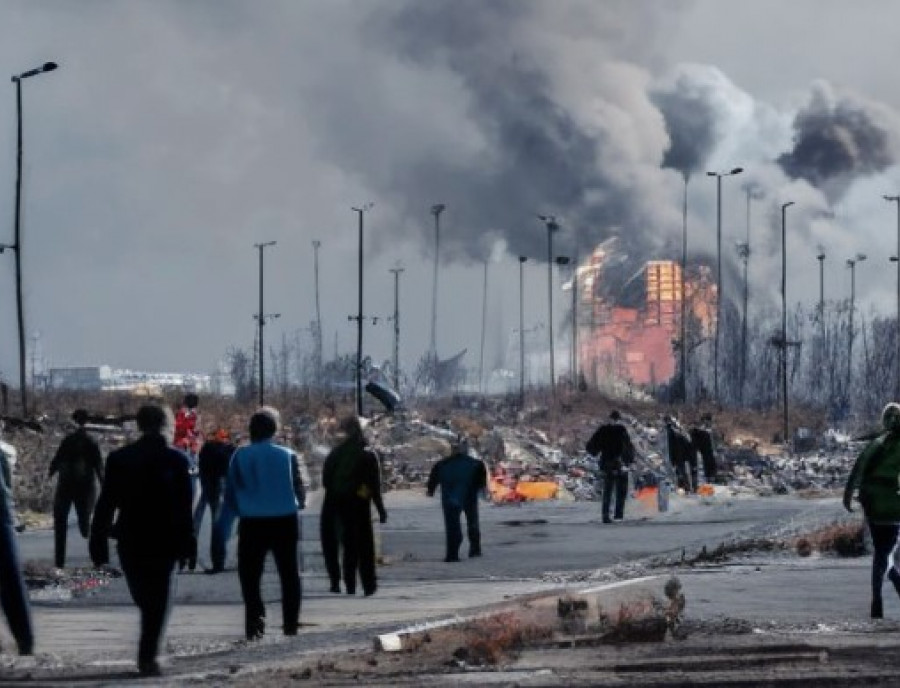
[198,439,236,483]
[89,434,194,563]
[586,422,635,472]
[49,428,103,485]
[427,453,488,507]
[322,438,386,520]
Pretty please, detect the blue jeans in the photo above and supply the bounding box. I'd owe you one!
[211,501,237,570]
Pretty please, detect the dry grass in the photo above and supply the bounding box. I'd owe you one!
[794,521,866,557]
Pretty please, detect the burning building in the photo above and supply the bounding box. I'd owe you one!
[577,245,716,388]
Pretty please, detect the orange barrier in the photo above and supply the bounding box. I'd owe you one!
[515,481,559,500]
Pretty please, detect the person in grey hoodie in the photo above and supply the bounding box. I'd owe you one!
[225,407,305,640]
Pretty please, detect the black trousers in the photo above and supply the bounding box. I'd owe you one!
[237,514,301,638]
[698,448,717,482]
[195,477,225,561]
[673,459,699,493]
[117,545,177,667]
[320,497,376,595]
[869,521,900,602]
[53,480,96,568]
[441,499,481,560]
[0,517,33,654]
[601,470,628,521]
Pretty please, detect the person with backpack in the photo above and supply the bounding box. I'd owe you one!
[586,410,636,523]
[844,402,900,619]
[48,409,104,568]
[320,416,387,596]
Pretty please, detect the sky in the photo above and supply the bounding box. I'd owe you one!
[2,0,900,387]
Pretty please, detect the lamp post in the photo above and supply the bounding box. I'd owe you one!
[253,241,277,407]
[680,172,689,403]
[706,166,743,404]
[479,259,488,394]
[846,253,867,401]
[10,60,58,417]
[884,195,900,398]
[780,201,794,446]
[518,256,528,407]
[389,267,404,391]
[351,204,373,416]
[312,240,323,387]
[538,215,560,394]
[429,204,445,358]
[555,256,571,382]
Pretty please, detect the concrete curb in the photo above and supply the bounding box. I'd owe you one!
[374,574,662,652]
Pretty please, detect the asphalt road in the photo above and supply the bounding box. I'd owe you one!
[0,489,855,681]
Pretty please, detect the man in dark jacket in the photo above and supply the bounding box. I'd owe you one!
[586,410,636,523]
[195,428,235,572]
[320,416,387,596]
[225,407,305,639]
[427,435,488,562]
[665,415,697,493]
[89,404,194,677]
[0,431,33,655]
[49,408,104,568]
[689,414,718,484]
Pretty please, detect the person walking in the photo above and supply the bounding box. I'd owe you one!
[586,410,636,523]
[0,429,33,655]
[690,414,718,484]
[88,404,194,676]
[320,416,387,596]
[225,407,305,639]
[48,408,104,568]
[195,428,235,572]
[426,435,488,562]
[665,415,697,493]
[844,402,900,619]
[175,394,202,571]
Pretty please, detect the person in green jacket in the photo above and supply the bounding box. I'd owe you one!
[844,402,900,618]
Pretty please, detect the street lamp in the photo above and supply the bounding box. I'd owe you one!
[518,256,528,407]
[429,204,446,358]
[846,252,867,401]
[253,241,277,407]
[479,259,488,394]
[680,172,690,404]
[351,204,373,416]
[706,166,743,404]
[884,195,900,398]
[389,267,404,391]
[312,240,323,387]
[11,60,58,417]
[538,214,560,395]
[780,201,794,446]
[555,256,572,382]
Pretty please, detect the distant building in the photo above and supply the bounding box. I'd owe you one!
[47,365,213,394]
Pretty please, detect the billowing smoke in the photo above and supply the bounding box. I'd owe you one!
[652,73,722,176]
[778,82,895,204]
[367,0,675,280]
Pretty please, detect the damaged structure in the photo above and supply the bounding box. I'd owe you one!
[576,245,716,389]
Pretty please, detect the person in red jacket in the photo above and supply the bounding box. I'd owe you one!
[174,393,202,570]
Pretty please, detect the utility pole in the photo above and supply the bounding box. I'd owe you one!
[885,195,900,399]
[479,260,488,394]
[780,202,794,446]
[680,172,689,403]
[846,253,867,402]
[350,204,373,416]
[429,204,445,358]
[389,267,404,391]
[817,250,826,396]
[519,256,528,407]
[538,215,560,395]
[254,241,278,407]
[312,240,323,387]
[739,186,762,405]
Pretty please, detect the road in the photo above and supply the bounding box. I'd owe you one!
[0,489,856,683]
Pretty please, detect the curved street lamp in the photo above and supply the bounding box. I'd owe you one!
[707,167,743,404]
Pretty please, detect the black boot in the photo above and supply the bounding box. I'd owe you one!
[872,597,884,619]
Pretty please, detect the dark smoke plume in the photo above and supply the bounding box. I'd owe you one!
[778,87,894,204]
[374,0,667,292]
[651,75,721,176]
